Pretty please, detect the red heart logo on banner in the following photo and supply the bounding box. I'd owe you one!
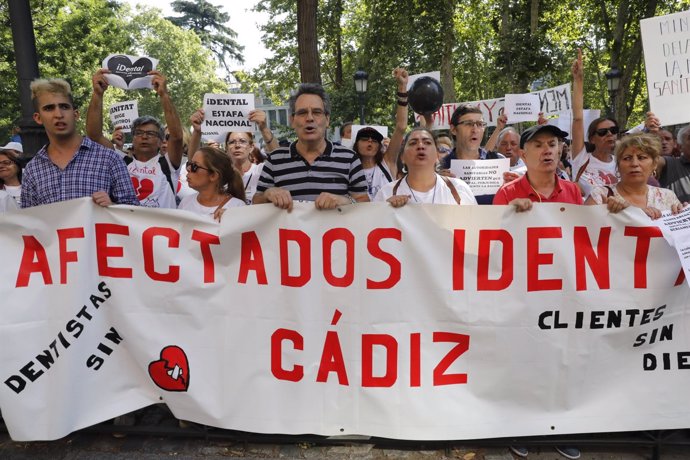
[148,346,190,392]
[131,177,154,200]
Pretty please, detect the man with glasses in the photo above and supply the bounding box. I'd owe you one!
[21,78,137,208]
[253,83,368,210]
[86,69,183,208]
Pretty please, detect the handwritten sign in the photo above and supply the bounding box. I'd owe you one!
[202,93,256,138]
[102,54,158,90]
[641,10,690,125]
[450,158,510,196]
[108,101,138,133]
[504,93,541,123]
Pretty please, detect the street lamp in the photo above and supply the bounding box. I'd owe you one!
[354,69,368,125]
[605,65,622,119]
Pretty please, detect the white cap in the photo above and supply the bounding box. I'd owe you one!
[0,142,22,153]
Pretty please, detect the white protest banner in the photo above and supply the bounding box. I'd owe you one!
[641,10,690,125]
[504,93,541,123]
[548,109,601,141]
[102,54,158,90]
[658,206,690,287]
[417,84,572,130]
[202,93,255,139]
[2,200,690,442]
[108,101,138,133]
[406,71,441,91]
[450,158,510,195]
[351,125,389,142]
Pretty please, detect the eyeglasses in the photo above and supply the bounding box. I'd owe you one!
[133,130,161,139]
[358,136,380,143]
[293,108,326,118]
[227,139,250,146]
[164,134,170,140]
[0,160,14,167]
[594,126,619,136]
[186,161,211,173]
[456,120,487,129]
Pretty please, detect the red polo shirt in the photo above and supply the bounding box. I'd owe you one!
[493,174,583,205]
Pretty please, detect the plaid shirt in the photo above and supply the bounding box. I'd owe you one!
[21,137,138,208]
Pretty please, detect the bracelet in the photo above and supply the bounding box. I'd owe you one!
[397,100,408,106]
[264,134,274,144]
[396,91,408,98]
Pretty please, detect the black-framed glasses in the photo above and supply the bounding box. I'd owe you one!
[456,120,487,129]
[134,130,161,139]
[227,139,250,146]
[186,161,211,173]
[594,126,619,136]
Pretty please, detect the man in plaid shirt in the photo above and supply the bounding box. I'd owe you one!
[20,78,138,208]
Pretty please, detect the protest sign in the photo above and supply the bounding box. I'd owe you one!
[1,200,689,442]
[548,109,601,141]
[102,54,158,90]
[504,93,541,123]
[450,158,510,195]
[202,93,255,139]
[658,206,690,287]
[108,101,138,133]
[641,10,690,125]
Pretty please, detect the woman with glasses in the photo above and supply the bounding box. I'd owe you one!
[189,108,277,204]
[570,49,620,198]
[0,147,21,211]
[178,146,246,222]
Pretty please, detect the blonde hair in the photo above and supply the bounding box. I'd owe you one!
[614,133,661,166]
[30,78,74,111]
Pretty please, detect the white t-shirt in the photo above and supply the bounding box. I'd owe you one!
[176,158,197,201]
[128,154,181,209]
[243,163,264,204]
[0,189,17,212]
[374,174,477,205]
[571,148,619,199]
[178,193,245,222]
[363,162,393,201]
[3,184,21,207]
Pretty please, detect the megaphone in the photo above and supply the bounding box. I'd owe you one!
[408,76,444,115]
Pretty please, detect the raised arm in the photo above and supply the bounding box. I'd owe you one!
[383,68,409,174]
[150,71,183,169]
[85,69,114,149]
[249,109,279,153]
[189,108,204,156]
[484,114,507,152]
[570,49,585,159]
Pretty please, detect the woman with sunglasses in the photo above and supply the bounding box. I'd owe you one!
[0,147,22,209]
[570,49,620,198]
[178,146,246,222]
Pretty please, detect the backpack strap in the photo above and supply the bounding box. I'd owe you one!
[574,157,590,184]
[440,176,461,204]
[157,156,176,194]
[378,162,393,182]
[391,177,405,196]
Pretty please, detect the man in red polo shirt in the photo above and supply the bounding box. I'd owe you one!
[493,125,582,211]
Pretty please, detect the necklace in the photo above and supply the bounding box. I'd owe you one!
[406,175,437,204]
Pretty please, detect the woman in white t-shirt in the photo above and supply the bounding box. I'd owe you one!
[178,147,246,222]
[374,128,476,206]
[0,148,21,207]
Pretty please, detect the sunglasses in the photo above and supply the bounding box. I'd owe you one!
[594,126,619,136]
[358,136,380,143]
[186,161,211,173]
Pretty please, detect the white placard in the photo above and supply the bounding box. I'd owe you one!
[504,93,541,123]
[202,93,256,138]
[102,54,159,90]
[450,158,510,196]
[548,109,601,141]
[658,206,690,287]
[108,101,138,133]
[406,71,441,91]
[641,10,690,125]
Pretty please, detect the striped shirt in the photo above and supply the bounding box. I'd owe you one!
[256,140,367,201]
[21,137,139,208]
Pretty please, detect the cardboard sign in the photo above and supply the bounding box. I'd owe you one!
[202,93,255,138]
[102,54,158,90]
[504,93,541,123]
[641,10,690,125]
[450,158,510,195]
[108,101,138,133]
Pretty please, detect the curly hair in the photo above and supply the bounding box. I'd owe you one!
[613,133,661,166]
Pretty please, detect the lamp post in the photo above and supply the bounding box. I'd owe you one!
[354,69,368,125]
[605,65,622,119]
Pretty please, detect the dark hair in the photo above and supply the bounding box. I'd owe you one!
[0,150,21,186]
[196,146,246,202]
[339,122,353,137]
[288,83,331,116]
[399,127,438,174]
[132,116,164,140]
[450,104,482,127]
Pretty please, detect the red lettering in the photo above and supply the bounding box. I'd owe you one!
[238,231,267,285]
[410,332,421,387]
[15,235,53,287]
[316,331,348,385]
[527,227,563,291]
[323,228,355,287]
[271,328,304,382]
[452,229,465,290]
[95,224,132,278]
[675,268,685,286]
[279,229,311,287]
[362,334,398,387]
[191,230,220,283]
[142,227,180,282]
[57,228,85,284]
[477,229,513,291]
[433,332,470,386]
[624,226,663,288]
[366,228,401,289]
[574,227,611,290]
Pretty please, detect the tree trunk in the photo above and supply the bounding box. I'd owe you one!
[297,0,321,84]
[440,0,456,102]
[530,0,539,35]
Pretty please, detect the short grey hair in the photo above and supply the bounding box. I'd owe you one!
[677,125,690,145]
[496,127,519,145]
[288,83,331,116]
[132,116,164,139]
